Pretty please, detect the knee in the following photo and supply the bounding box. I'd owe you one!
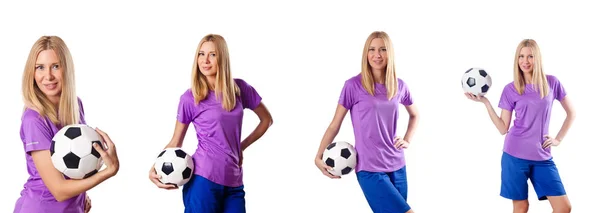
[553,204,572,213]
[513,201,529,213]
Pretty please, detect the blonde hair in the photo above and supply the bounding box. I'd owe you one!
[22,36,80,126]
[360,31,398,100]
[191,34,240,111]
[513,39,548,98]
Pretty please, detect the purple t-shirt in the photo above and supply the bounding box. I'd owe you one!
[338,74,414,173]
[177,78,262,187]
[14,98,86,213]
[498,75,567,161]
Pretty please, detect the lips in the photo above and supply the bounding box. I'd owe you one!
[44,83,57,90]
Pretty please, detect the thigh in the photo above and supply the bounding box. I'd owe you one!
[530,159,566,200]
[500,152,531,201]
[223,185,246,213]
[357,171,411,213]
[182,175,225,213]
[389,166,408,200]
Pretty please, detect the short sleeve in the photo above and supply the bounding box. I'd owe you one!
[176,90,195,124]
[338,79,356,110]
[498,84,516,111]
[551,76,567,101]
[21,113,54,154]
[398,79,413,106]
[78,97,86,125]
[236,79,262,110]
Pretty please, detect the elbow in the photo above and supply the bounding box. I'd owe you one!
[50,188,70,202]
[261,115,273,127]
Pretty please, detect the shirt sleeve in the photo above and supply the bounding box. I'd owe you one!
[398,79,414,106]
[237,79,263,110]
[338,80,356,110]
[78,97,87,125]
[552,76,567,101]
[498,84,516,111]
[176,90,196,124]
[22,114,54,154]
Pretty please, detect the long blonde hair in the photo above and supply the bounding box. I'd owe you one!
[360,31,398,100]
[513,39,548,98]
[22,36,79,126]
[191,34,240,111]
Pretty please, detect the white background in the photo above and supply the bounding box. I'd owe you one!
[1,0,598,212]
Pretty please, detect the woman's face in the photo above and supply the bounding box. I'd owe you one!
[368,38,388,72]
[34,49,63,102]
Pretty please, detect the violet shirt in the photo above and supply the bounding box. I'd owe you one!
[177,78,262,187]
[498,75,567,161]
[338,74,414,173]
[14,98,86,213]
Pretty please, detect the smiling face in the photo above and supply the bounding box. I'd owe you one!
[518,46,534,74]
[197,41,217,77]
[34,49,63,103]
[367,38,388,72]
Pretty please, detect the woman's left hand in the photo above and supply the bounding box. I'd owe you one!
[84,194,91,213]
[394,136,410,149]
[542,135,561,149]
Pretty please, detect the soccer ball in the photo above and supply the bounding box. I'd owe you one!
[322,141,357,176]
[50,124,104,179]
[154,148,194,186]
[462,67,492,96]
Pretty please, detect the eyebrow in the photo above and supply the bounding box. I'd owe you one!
[35,62,59,65]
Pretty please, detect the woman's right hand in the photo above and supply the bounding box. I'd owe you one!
[149,164,179,190]
[93,128,119,177]
[464,92,489,103]
[314,157,341,179]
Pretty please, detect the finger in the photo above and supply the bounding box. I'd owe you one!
[92,143,108,158]
[95,128,115,148]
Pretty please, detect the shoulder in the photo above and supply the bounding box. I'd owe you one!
[21,108,48,128]
[545,74,561,85]
[234,78,251,88]
[503,81,516,90]
[343,74,362,86]
[397,77,408,87]
[179,89,194,101]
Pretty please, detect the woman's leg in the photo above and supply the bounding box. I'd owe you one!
[357,170,412,213]
[500,152,531,213]
[182,175,225,213]
[530,159,570,212]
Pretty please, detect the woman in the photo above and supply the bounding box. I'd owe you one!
[465,39,574,213]
[13,36,120,213]
[149,34,273,213]
[314,31,419,213]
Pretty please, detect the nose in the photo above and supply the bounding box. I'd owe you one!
[44,68,55,81]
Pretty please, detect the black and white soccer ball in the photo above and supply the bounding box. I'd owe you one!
[462,67,492,96]
[154,148,194,186]
[322,141,357,176]
[50,124,104,179]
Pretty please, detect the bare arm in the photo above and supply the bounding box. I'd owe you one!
[483,99,512,135]
[241,102,273,151]
[554,96,575,142]
[314,104,349,160]
[165,120,190,148]
[31,129,118,202]
[401,104,419,142]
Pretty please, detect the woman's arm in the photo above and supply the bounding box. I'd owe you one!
[554,96,576,142]
[314,104,349,160]
[31,129,118,202]
[164,120,190,148]
[482,99,512,135]
[241,102,273,151]
[400,105,419,143]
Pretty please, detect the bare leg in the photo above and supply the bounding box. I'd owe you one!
[547,195,571,213]
[512,200,529,213]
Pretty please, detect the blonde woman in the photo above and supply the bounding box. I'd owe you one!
[13,36,120,213]
[465,39,574,212]
[149,34,273,213]
[314,31,419,213]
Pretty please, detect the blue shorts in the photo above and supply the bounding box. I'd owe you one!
[500,152,566,201]
[356,166,411,213]
[182,174,246,213]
